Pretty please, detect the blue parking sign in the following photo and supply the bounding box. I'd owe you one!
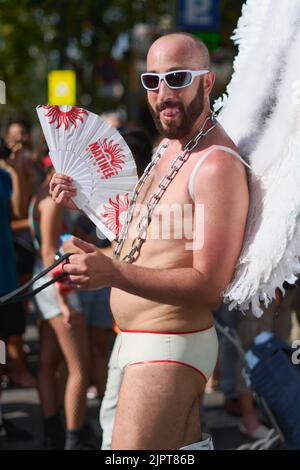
[179,0,220,31]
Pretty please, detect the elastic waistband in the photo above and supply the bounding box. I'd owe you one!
[119,325,215,335]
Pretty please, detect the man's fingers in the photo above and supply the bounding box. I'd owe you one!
[51,183,76,198]
[50,180,77,208]
[49,174,73,192]
[51,186,76,202]
[52,190,76,205]
[53,173,73,182]
[68,275,88,286]
[50,181,75,194]
[66,252,88,264]
[72,236,96,254]
[62,239,80,254]
[49,174,79,210]
[49,173,72,187]
[54,191,73,205]
[63,263,85,275]
[53,188,76,205]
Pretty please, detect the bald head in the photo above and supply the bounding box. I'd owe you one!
[145,33,214,141]
[147,33,210,70]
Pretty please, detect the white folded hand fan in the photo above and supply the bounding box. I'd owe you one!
[36,105,138,241]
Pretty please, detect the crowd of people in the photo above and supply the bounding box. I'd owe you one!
[1,32,300,450]
[0,114,154,449]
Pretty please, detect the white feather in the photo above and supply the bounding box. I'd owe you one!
[213,0,300,316]
[219,0,300,155]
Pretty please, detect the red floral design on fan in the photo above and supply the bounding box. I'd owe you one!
[43,105,88,130]
[101,193,129,237]
[87,138,125,179]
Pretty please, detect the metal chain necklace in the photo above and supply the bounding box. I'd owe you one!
[113,113,217,263]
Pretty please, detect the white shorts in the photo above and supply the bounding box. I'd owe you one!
[32,259,82,320]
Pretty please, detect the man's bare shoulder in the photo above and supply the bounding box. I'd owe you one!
[192,144,249,202]
[193,144,247,183]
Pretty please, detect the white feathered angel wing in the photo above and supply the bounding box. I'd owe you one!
[215,0,300,316]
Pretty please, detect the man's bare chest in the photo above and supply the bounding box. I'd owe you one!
[129,156,196,239]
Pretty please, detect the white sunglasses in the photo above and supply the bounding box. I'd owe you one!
[141,69,209,91]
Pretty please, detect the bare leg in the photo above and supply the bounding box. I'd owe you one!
[112,363,205,450]
[240,391,263,432]
[55,359,68,408]
[6,271,36,388]
[237,307,273,435]
[7,335,37,388]
[182,397,202,445]
[50,314,89,430]
[38,320,62,417]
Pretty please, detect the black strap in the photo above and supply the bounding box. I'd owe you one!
[0,253,71,307]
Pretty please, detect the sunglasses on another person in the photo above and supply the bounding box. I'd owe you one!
[141,69,209,91]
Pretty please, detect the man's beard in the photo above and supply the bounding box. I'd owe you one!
[148,80,205,140]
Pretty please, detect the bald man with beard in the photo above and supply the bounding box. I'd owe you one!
[49,33,249,450]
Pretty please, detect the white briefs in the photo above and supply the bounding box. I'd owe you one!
[117,326,219,383]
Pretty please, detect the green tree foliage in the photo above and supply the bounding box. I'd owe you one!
[0,0,243,121]
[0,0,167,119]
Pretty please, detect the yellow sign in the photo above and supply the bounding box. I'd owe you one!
[48,70,76,105]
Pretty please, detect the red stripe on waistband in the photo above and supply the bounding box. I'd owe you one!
[127,360,208,383]
[119,325,214,335]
